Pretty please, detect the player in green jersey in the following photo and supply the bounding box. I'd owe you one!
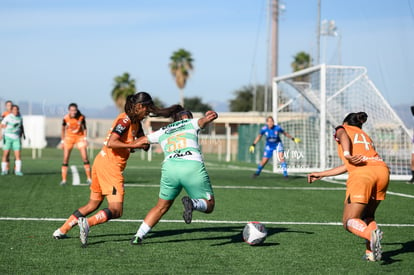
[1,105,25,176]
[130,109,218,245]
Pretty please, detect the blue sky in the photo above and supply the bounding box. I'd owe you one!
[1,0,413,113]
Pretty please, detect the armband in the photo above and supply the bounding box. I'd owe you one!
[343,151,350,157]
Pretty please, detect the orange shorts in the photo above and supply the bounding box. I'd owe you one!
[90,153,125,203]
[345,165,389,204]
[64,135,87,150]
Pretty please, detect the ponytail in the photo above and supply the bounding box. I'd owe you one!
[342,112,368,128]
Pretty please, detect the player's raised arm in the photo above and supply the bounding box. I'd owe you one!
[198,110,218,129]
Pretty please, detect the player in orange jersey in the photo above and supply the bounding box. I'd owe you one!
[308,112,389,262]
[1,100,13,120]
[53,92,182,246]
[59,103,91,185]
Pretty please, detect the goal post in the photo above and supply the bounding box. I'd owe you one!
[272,64,412,180]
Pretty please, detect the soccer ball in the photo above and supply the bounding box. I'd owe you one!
[242,221,267,245]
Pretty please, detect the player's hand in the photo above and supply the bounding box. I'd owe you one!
[344,154,366,165]
[307,173,322,184]
[292,137,301,143]
[205,111,218,121]
[142,144,150,152]
[249,144,255,154]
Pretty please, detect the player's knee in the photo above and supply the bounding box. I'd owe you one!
[107,207,121,219]
[342,218,350,231]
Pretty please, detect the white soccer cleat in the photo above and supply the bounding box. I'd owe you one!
[362,251,376,262]
[53,228,67,239]
[78,217,90,246]
[370,229,383,261]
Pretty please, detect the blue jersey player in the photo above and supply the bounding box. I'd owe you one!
[250,116,300,178]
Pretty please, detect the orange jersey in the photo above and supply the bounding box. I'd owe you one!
[335,125,388,172]
[98,112,144,170]
[1,111,10,119]
[62,114,86,137]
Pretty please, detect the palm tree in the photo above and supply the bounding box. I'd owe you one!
[291,51,311,72]
[111,72,137,112]
[291,51,312,82]
[169,48,194,106]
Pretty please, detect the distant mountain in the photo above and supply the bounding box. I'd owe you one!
[208,100,229,112]
[394,104,414,129]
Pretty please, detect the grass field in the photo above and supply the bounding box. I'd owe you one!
[1,148,413,274]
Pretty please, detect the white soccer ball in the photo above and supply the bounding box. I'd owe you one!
[242,221,267,245]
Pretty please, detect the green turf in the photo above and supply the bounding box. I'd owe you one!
[0,148,413,274]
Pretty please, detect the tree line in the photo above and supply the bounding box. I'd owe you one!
[111,50,311,112]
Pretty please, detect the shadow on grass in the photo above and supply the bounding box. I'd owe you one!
[380,240,414,265]
[86,225,314,247]
[22,171,60,176]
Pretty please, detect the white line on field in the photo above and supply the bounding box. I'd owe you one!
[124,184,346,191]
[0,217,413,227]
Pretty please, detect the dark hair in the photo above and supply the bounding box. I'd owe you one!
[5,100,12,105]
[342,112,368,128]
[124,92,154,122]
[68,103,82,118]
[151,104,185,120]
[173,110,193,122]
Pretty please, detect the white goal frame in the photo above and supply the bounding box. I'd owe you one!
[272,64,412,180]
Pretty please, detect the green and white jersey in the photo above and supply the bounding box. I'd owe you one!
[1,114,23,139]
[148,118,203,162]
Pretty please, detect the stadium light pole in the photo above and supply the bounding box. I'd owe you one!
[320,19,338,64]
[268,0,285,115]
[316,0,321,65]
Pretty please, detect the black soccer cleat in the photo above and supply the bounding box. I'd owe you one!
[181,196,194,224]
[130,235,143,245]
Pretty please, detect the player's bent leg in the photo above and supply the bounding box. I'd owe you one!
[53,209,85,239]
[131,199,174,245]
[143,198,174,227]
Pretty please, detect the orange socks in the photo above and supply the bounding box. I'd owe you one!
[87,210,109,227]
[59,214,79,234]
[346,218,377,241]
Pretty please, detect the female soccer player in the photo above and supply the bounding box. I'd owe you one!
[1,100,14,171]
[130,109,218,245]
[308,112,389,262]
[250,116,300,178]
[53,92,159,245]
[1,105,25,176]
[60,103,91,185]
[1,100,13,120]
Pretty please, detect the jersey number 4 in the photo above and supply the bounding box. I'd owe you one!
[353,133,371,151]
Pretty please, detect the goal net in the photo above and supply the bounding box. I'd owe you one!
[272,64,412,180]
